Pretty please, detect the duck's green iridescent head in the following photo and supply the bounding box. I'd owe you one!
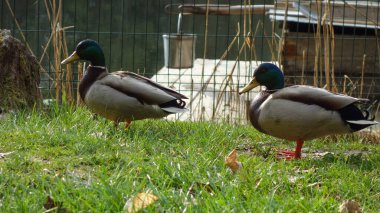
[61,39,105,66]
[239,63,284,94]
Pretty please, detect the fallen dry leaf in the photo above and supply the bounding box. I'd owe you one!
[338,200,362,213]
[43,196,68,213]
[307,182,323,189]
[43,196,56,210]
[123,191,158,213]
[255,178,262,189]
[225,149,242,173]
[0,151,14,159]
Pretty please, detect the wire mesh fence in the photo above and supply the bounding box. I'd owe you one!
[1,0,379,123]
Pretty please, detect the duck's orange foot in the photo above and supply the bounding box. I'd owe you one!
[112,120,132,130]
[124,120,132,129]
[277,140,304,160]
[277,150,300,160]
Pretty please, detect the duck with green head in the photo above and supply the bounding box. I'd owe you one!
[239,63,377,159]
[61,39,187,129]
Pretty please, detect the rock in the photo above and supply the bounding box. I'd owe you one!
[0,29,41,109]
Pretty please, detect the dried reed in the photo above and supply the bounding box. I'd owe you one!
[271,1,278,62]
[342,75,356,96]
[301,49,306,85]
[77,62,84,106]
[262,21,277,63]
[198,0,211,121]
[360,54,366,98]
[44,0,74,105]
[322,0,338,92]
[277,0,289,66]
[213,34,249,120]
[180,29,241,120]
[313,0,322,87]
[322,2,331,91]
[329,18,338,93]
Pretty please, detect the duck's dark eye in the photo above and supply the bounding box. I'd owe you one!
[255,67,267,76]
[76,40,93,52]
[78,44,87,51]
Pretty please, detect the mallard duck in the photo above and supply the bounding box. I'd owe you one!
[239,63,378,159]
[61,39,187,129]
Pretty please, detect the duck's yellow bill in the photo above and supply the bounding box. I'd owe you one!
[61,51,80,65]
[239,77,259,94]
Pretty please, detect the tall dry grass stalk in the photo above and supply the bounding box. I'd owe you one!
[197,0,211,121]
[262,21,278,63]
[247,21,263,64]
[184,10,263,122]
[210,1,267,122]
[312,0,338,92]
[360,54,366,98]
[326,1,337,93]
[44,0,74,104]
[179,27,241,121]
[77,62,84,105]
[242,0,248,63]
[322,2,331,91]
[342,75,356,96]
[213,34,249,120]
[321,0,338,92]
[313,1,322,87]
[277,0,289,66]
[271,1,278,62]
[329,20,337,92]
[301,49,306,85]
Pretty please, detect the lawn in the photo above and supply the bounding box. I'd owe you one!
[0,105,379,212]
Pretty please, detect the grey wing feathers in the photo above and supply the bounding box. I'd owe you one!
[100,71,187,105]
[272,85,363,110]
[116,71,188,99]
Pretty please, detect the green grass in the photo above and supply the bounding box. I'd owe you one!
[0,105,379,212]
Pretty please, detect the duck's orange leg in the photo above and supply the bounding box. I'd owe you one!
[294,140,304,159]
[277,140,304,159]
[125,120,132,129]
[114,121,119,129]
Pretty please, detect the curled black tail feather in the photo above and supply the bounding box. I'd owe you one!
[362,110,376,121]
[159,99,186,109]
[339,102,377,132]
